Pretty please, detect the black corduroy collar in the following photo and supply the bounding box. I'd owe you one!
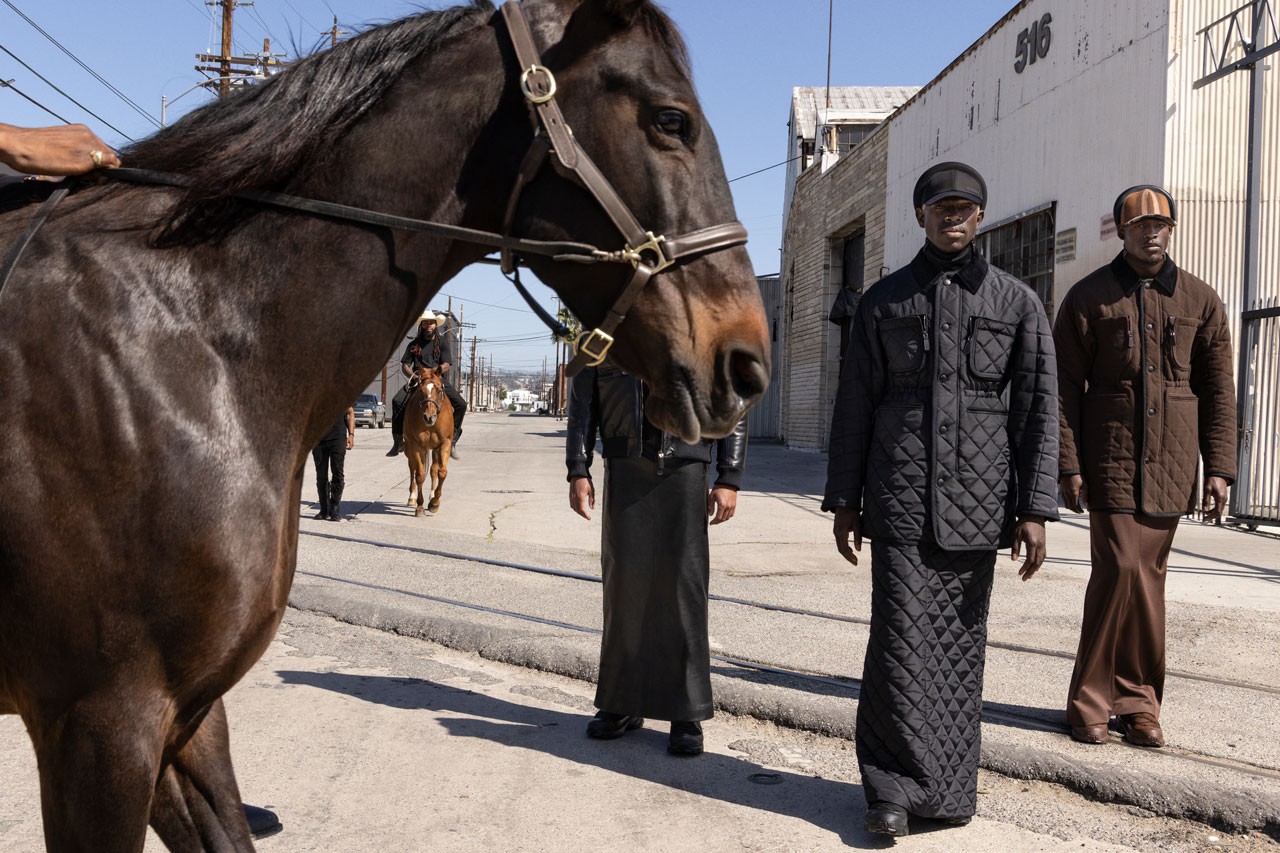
[908,244,989,294]
[1110,251,1177,296]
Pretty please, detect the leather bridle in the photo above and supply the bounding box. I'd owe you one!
[0,1,748,377]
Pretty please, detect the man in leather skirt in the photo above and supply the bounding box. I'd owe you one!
[566,361,747,756]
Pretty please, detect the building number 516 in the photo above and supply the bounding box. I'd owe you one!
[1015,12,1053,73]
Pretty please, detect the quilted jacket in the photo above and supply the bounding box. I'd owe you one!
[1054,253,1236,515]
[823,249,1061,550]
[565,363,747,489]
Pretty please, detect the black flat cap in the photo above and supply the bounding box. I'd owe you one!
[913,161,987,208]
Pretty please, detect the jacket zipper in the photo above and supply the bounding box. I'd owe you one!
[1125,315,1134,349]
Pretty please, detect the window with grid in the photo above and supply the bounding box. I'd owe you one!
[976,205,1056,316]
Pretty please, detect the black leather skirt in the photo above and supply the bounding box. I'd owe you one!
[596,454,713,722]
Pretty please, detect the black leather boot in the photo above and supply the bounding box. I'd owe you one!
[313,483,329,519]
[242,804,282,840]
[385,434,403,457]
[449,427,462,460]
[865,802,909,837]
[327,484,342,521]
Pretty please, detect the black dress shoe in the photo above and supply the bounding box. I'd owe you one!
[326,512,341,522]
[585,711,643,739]
[667,721,704,756]
[865,802,909,837]
[940,815,972,826]
[242,804,283,840]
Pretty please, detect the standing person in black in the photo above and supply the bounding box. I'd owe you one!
[823,162,1060,836]
[312,406,354,521]
[566,361,747,756]
[387,312,467,458]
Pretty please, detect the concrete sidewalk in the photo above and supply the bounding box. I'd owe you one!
[282,412,1280,839]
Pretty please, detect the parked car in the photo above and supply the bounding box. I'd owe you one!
[354,393,386,428]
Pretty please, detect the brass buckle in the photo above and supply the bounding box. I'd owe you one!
[574,328,614,367]
[520,64,557,104]
[628,232,674,273]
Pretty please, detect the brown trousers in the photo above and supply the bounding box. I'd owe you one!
[1065,511,1180,726]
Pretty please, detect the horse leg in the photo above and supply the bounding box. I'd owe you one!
[412,451,426,517]
[406,449,417,506]
[30,691,166,853]
[428,445,447,513]
[150,699,254,852]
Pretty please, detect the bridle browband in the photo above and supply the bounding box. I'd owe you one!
[0,1,747,377]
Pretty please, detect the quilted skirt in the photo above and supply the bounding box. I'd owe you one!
[856,539,997,819]
[595,454,714,722]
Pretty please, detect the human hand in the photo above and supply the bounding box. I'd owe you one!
[346,434,354,451]
[569,477,594,520]
[1059,475,1086,514]
[1203,476,1230,522]
[1012,516,1046,580]
[833,507,862,566]
[0,124,120,175]
[707,486,737,525]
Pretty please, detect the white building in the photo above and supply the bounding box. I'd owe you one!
[780,0,1279,524]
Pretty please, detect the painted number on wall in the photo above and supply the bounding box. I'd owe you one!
[1014,13,1053,73]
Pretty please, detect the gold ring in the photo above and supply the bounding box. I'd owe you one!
[89,150,105,167]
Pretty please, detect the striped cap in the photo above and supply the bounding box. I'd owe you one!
[1114,185,1177,228]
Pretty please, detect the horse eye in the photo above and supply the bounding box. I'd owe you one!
[654,109,688,138]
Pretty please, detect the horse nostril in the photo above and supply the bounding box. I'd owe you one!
[724,346,768,404]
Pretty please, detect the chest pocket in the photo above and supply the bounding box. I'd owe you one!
[877,314,929,375]
[1090,315,1136,376]
[965,317,1016,382]
[1165,316,1199,375]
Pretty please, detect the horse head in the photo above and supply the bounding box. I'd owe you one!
[472,0,770,442]
[414,367,447,427]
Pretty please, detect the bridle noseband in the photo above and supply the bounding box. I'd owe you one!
[0,2,748,377]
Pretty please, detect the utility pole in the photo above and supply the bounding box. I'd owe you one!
[327,15,349,48]
[198,1,283,97]
[469,337,478,405]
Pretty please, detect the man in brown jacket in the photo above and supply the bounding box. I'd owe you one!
[1054,185,1236,748]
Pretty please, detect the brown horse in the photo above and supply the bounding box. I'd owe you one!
[0,0,768,850]
[404,366,454,515]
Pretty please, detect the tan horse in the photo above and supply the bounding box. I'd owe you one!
[404,366,453,515]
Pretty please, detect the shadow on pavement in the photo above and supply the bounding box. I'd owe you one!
[274,669,931,848]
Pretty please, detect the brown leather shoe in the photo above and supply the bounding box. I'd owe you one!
[1118,712,1165,747]
[1070,724,1109,744]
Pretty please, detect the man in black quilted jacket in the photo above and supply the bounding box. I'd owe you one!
[823,162,1060,837]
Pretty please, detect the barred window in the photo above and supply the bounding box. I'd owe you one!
[976,204,1055,316]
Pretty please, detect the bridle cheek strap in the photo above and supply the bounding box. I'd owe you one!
[498,1,747,376]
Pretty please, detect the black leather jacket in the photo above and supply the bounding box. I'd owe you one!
[566,363,747,489]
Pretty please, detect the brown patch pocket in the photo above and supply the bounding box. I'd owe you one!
[1092,315,1136,375]
[1165,317,1199,375]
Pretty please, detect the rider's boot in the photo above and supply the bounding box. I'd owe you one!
[450,427,462,460]
[385,434,403,457]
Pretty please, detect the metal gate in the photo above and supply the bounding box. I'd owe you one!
[1234,306,1280,524]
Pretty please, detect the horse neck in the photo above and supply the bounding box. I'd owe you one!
[216,30,511,442]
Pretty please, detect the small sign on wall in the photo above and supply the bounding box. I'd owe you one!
[1100,214,1116,241]
[1055,228,1077,264]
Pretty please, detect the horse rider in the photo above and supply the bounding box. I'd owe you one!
[0,122,120,177]
[387,311,467,458]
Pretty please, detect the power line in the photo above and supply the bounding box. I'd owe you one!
[0,0,160,128]
[728,155,801,184]
[0,78,70,123]
[281,0,320,34]
[0,43,132,139]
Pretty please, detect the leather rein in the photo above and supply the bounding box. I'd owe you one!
[0,1,748,378]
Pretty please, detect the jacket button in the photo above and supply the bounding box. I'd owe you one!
[1147,364,1155,372]
[941,322,951,331]
[1146,322,1154,329]
[1148,408,1156,415]
[937,477,947,485]
[939,425,948,433]
[940,372,950,381]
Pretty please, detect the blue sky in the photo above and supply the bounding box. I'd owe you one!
[1,0,1017,371]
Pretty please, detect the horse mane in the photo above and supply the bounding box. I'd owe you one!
[122,1,493,237]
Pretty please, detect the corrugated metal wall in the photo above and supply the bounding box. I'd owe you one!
[1167,0,1280,521]
[748,275,783,440]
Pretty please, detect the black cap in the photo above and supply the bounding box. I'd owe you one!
[913,161,987,209]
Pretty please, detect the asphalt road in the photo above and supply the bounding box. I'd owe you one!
[2,412,1278,851]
